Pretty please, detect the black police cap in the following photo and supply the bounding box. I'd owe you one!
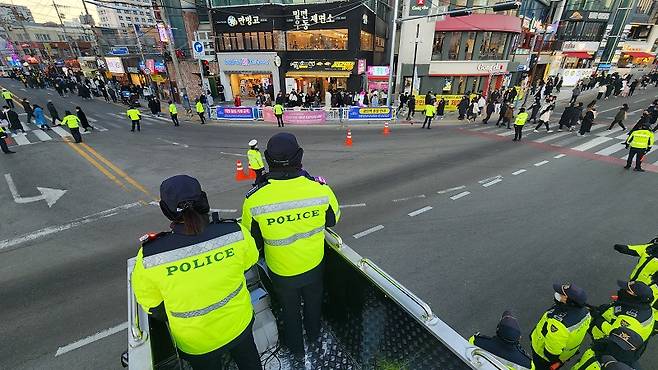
[617,280,654,303]
[553,283,587,306]
[265,132,303,168]
[496,310,521,343]
[600,355,634,370]
[608,327,643,352]
[160,175,204,213]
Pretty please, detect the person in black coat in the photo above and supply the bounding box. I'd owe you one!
[469,311,532,369]
[483,99,495,124]
[47,100,61,126]
[457,96,469,120]
[76,106,93,132]
[496,102,508,127]
[570,102,584,128]
[425,91,435,106]
[578,105,596,135]
[436,98,446,119]
[529,97,542,124]
[406,95,416,121]
[5,106,24,134]
[21,98,33,124]
[558,103,575,131]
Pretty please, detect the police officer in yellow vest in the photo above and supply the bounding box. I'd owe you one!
[247,139,265,186]
[468,310,533,369]
[196,99,206,124]
[169,101,180,127]
[624,122,654,171]
[572,327,643,370]
[126,105,141,132]
[273,103,284,127]
[241,133,340,362]
[530,283,591,370]
[0,125,15,154]
[132,175,262,370]
[590,280,655,343]
[61,110,82,143]
[2,89,13,108]
[422,102,436,129]
[614,237,658,286]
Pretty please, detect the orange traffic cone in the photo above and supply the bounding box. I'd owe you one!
[247,164,257,179]
[235,160,249,181]
[383,122,391,136]
[344,129,353,146]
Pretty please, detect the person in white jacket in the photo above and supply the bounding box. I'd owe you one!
[533,97,555,133]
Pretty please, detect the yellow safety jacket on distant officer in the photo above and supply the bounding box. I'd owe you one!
[273,104,284,115]
[61,114,80,129]
[127,108,141,121]
[591,303,655,341]
[131,221,259,355]
[531,305,591,363]
[241,176,340,277]
[196,101,204,113]
[625,129,654,149]
[169,103,177,114]
[425,104,436,117]
[247,149,264,171]
[2,90,11,100]
[625,243,658,286]
[515,112,529,126]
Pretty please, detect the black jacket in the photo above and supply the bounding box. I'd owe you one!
[47,102,59,118]
[76,110,89,127]
[471,335,532,369]
[7,110,21,130]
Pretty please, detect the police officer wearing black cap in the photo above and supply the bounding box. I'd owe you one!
[573,327,643,370]
[530,283,591,370]
[614,237,658,287]
[241,133,340,363]
[591,280,655,344]
[469,310,532,369]
[132,175,262,370]
[598,355,635,370]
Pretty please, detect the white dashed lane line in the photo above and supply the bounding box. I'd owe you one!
[478,175,502,184]
[437,185,466,194]
[482,178,502,187]
[340,203,366,208]
[512,169,527,175]
[553,154,566,159]
[392,194,426,202]
[534,160,549,167]
[450,191,471,200]
[353,225,385,239]
[407,206,433,217]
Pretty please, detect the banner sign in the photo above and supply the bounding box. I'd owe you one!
[216,106,255,120]
[414,94,476,112]
[348,106,392,120]
[105,57,125,74]
[289,60,355,72]
[263,107,326,124]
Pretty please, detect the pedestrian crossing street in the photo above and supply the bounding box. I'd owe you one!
[461,123,658,166]
[5,112,173,147]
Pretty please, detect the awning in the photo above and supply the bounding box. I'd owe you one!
[623,51,655,58]
[563,52,593,59]
[286,71,351,78]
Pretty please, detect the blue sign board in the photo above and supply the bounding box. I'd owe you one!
[597,63,612,71]
[193,41,204,54]
[216,106,255,120]
[111,47,129,56]
[348,106,393,120]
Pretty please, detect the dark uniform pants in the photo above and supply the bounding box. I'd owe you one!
[514,125,523,140]
[626,148,646,169]
[253,169,264,185]
[276,114,284,127]
[70,127,82,143]
[171,113,179,126]
[275,276,323,356]
[131,120,140,131]
[198,112,206,124]
[181,319,261,370]
[5,99,13,108]
[0,136,11,153]
[422,116,433,129]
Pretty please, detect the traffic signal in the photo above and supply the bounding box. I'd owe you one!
[202,60,210,76]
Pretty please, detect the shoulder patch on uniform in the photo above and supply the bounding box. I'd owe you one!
[245,181,269,198]
[550,324,559,333]
[620,319,630,327]
[139,231,170,245]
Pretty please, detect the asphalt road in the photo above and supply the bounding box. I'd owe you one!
[0,77,657,369]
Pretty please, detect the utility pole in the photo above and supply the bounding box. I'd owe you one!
[523,0,559,106]
[157,0,187,101]
[53,1,80,57]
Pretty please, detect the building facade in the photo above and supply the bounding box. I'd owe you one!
[97,0,156,37]
[4,23,96,63]
[0,3,34,25]
[613,0,657,73]
[210,0,390,101]
[396,0,521,96]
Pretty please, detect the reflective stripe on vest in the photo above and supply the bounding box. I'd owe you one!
[170,282,244,318]
[250,196,329,216]
[566,315,590,332]
[142,231,243,268]
[264,225,325,247]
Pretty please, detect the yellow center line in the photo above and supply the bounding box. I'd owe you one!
[80,143,156,200]
[64,139,131,193]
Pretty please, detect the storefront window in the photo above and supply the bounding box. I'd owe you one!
[375,36,385,52]
[432,32,446,60]
[360,31,374,51]
[562,57,593,69]
[218,32,274,51]
[286,29,348,50]
[464,32,476,60]
[448,33,460,60]
[273,30,286,50]
[479,32,506,59]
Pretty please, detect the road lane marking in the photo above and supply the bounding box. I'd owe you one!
[553,154,566,159]
[408,206,432,217]
[33,129,52,141]
[478,175,501,184]
[12,133,30,145]
[595,143,626,156]
[571,136,613,151]
[599,106,621,113]
[615,134,628,140]
[534,160,549,167]
[497,130,515,136]
[55,322,128,357]
[532,131,572,143]
[157,138,189,148]
[392,194,426,202]
[219,151,247,157]
[0,202,142,250]
[450,191,470,200]
[437,185,466,194]
[80,143,155,200]
[353,225,384,239]
[470,126,490,131]
[93,124,108,132]
[512,169,526,175]
[482,178,502,187]
[51,126,72,138]
[340,203,366,208]
[64,141,130,192]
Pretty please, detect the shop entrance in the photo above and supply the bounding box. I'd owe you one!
[290,76,347,96]
[228,73,272,98]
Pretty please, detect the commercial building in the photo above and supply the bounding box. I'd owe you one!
[4,23,96,63]
[97,0,156,37]
[210,0,390,101]
[395,0,522,96]
[0,3,34,25]
[613,0,657,74]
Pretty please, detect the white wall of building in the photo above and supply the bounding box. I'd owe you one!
[97,0,156,36]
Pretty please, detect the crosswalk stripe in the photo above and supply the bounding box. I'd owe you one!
[20,122,31,132]
[533,131,572,143]
[33,129,52,141]
[572,137,613,151]
[595,142,626,156]
[589,125,607,133]
[51,126,72,138]
[13,133,30,145]
[104,122,121,129]
[87,117,97,122]
[615,133,629,140]
[94,124,108,132]
[470,126,491,131]
[497,130,515,136]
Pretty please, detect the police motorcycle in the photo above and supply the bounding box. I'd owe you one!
[122,229,525,370]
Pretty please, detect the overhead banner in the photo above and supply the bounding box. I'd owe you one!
[263,107,326,124]
[348,107,392,120]
[104,57,125,74]
[414,94,476,112]
[216,106,255,120]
